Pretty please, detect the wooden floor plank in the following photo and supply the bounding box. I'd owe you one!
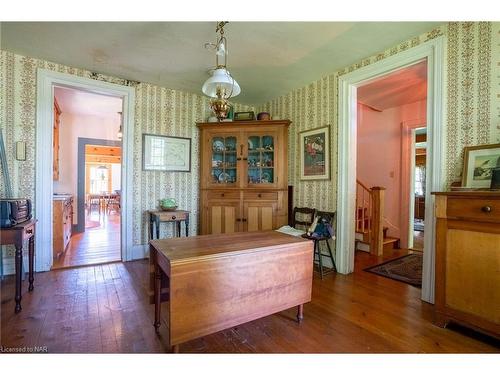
[1,249,499,353]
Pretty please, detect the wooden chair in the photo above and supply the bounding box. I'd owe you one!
[291,207,316,232]
[87,194,101,217]
[107,193,121,214]
[302,210,337,279]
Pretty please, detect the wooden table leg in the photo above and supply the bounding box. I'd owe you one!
[155,216,160,240]
[28,236,34,292]
[296,304,304,323]
[149,214,154,241]
[14,244,23,313]
[153,262,162,334]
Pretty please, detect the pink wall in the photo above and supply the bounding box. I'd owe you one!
[53,112,121,223]
[356,100,426,239]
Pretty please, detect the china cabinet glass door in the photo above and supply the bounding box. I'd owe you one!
[210,135,238,186]
[246,133,277,187]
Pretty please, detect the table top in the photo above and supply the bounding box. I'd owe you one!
[0,218,37,232]
[150,230,309,265]
[149,209,190,215]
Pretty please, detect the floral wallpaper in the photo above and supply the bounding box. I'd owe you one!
[0,50,253,267]
[1,22,498,269]
[259,22,499,215]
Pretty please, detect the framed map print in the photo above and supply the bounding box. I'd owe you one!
[143,134,191,172]
[299,126,330,180]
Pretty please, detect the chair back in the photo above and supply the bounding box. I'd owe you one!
[292,207,316,231]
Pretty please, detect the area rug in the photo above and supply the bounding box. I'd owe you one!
[364,254,422,287]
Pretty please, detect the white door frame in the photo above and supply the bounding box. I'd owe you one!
[401,120,426,249]
[337,36,446,303]
[35,69,135,271]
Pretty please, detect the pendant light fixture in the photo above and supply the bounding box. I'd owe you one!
[202,22,240,121]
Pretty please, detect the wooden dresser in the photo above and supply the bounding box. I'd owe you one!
[53,195,73,258]
[197,120,290,235]
[433,191,500,338]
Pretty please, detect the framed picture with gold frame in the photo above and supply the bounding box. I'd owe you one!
[299,126,330,180]
[461,143,500,188]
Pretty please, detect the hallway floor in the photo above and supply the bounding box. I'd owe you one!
[52,212,121,269]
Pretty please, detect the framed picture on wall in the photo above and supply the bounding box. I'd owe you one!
[299,126,330,180]
[461,143,500,188]
[142,134,191,172]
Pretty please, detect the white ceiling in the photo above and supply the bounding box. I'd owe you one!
[1,22,442,105]
[54,86,123,118]
[357,60,427,110]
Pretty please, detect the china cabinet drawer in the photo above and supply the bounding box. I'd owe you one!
[207,190,241,200]
[243,192,278,201]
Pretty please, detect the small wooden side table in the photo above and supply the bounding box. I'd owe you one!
[149,210,190,240]
[0,219,37,313]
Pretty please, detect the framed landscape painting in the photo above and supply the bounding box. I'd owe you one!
[461,143,500,188]
[299,126,330,180]
[143,134,191,172]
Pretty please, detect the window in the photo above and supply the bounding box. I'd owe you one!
[89,166,109,194]
[415,165,426,197]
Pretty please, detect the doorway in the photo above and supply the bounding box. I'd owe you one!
[337,37,445,303]
[35,69,135,272]
[51,87,123,269]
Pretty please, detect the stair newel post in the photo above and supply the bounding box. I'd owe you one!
[370,186,385,256]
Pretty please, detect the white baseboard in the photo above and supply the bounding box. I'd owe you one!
[130,244,148,260]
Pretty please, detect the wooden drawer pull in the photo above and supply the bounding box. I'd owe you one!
[221,193,225,197]
[258,193,262,198]
[236,218,241,222]
[481,206,492,213]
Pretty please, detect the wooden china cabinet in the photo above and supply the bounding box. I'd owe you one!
[198,120,290,235]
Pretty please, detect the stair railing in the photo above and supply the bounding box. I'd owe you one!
[356,180,385,256]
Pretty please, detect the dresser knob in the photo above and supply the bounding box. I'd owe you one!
[221,193,225,197]
[481,206,492,213]
[258,193,262,198]
[172,215,176,220]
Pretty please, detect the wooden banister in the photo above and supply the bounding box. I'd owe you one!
[355,180,385,256]
[369,187,385,256]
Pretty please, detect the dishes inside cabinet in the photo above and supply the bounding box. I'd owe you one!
[213,140,225,152]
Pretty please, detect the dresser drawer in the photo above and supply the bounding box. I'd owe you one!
[243,191,278,201]
[447,197,500,222]
[207,190,240,200]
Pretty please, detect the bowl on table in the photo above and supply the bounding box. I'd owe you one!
[159,198,178,211]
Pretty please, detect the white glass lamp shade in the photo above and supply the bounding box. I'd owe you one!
[202,68,241,98]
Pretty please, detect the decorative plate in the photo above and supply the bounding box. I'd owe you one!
[213,140,225,152]
[262,172,271,183]
[218,172,230,183]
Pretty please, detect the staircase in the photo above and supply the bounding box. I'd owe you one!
[355,179,400,255]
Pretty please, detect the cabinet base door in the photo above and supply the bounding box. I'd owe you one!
[204,201,241,234]
[244,201,277,232]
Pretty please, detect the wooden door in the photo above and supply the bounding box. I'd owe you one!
[204,200,242,234]
[243,200,277,232]
[244,129,281,189]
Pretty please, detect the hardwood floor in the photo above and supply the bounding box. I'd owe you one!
[413,230,424,251]
[52,212,121,269]
[1,250,498,353]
